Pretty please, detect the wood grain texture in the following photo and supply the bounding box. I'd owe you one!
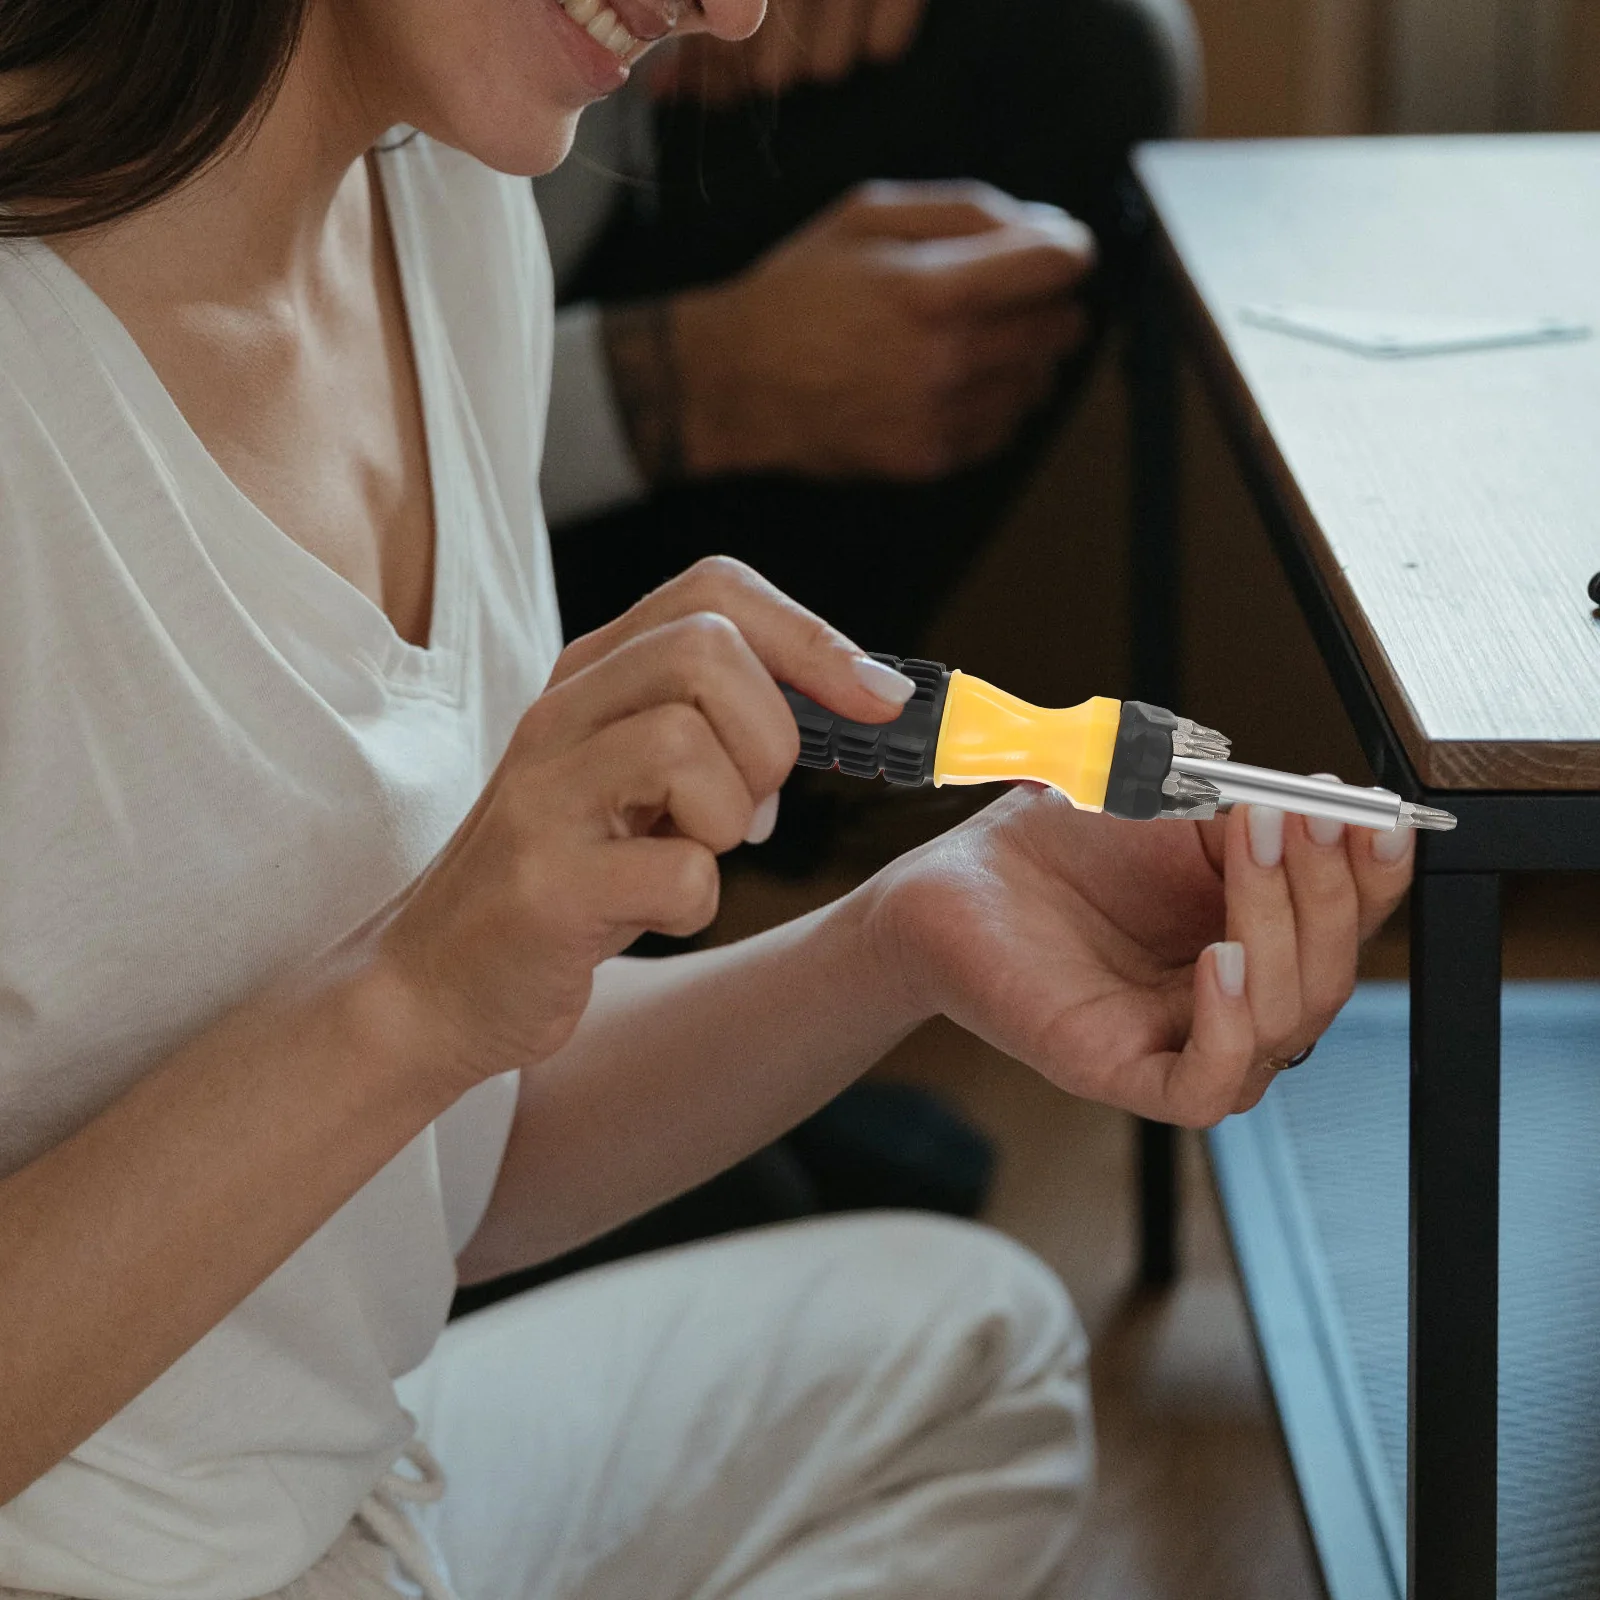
[1137,136,1600,790]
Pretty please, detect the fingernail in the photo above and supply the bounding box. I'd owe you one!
[1307,815,1345,848]
[744,792,780,846]
[1247,805,1285,869]
[852,656,917,706]
[1306,776,1344,847]
[1212,941,1246,998]
[1372,825,1413,864]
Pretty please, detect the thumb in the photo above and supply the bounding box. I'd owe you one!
[1167,942,1258,1127]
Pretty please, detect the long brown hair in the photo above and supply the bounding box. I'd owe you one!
[0,0,309,238]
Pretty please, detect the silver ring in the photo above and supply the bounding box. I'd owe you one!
[1267,1043,1316,1072]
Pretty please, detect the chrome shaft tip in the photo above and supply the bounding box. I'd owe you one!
[1399,802,1458,832]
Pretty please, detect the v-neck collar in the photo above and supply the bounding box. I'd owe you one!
[14,136,466,703]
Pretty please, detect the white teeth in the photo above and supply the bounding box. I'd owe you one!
[561,0,643,58]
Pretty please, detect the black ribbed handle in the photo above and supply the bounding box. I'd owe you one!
[782,656,950,787]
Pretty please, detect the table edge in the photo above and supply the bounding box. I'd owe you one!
[1132,141,1600,793]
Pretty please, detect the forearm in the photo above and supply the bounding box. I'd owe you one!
[600,297,689,485]
[456,881,924,1281]
[0,964,458,1507]
[600,288,780,483]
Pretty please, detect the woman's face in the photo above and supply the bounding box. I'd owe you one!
[340,0,765,173]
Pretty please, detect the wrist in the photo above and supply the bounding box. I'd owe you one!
[672,283,785,478]
[599,298,687,486]
[846,863,940,1039]
[334,957,474,1117]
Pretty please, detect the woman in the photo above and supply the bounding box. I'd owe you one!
[0,3,1412,1597]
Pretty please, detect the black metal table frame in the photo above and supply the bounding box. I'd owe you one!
[1124,205,1600,1600]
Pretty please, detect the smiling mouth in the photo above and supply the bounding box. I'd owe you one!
[555,0,660,64]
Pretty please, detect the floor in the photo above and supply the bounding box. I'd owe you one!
[899,1017,1321,1599]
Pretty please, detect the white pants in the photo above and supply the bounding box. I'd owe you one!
[70,1216,1094,1600]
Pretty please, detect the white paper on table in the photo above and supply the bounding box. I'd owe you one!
[1237,302,1593,358]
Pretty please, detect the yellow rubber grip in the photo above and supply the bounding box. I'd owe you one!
[931,671,1123,812]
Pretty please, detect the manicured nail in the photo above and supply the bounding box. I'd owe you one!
[1305,776,1344,847]
[1212,941,1247,998]
[852,656,917,705]
[1247,805,1285,869]
[1307,814,1345,848]
[1372,825,1413,864]
[744,793,780,846]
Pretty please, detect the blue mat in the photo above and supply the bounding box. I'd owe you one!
[1246,983,1600,1598]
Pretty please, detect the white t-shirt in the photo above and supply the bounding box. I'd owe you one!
[0,136,561,1597]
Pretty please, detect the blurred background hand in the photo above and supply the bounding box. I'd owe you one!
[649,0,930,104]
[672,181,1096,481]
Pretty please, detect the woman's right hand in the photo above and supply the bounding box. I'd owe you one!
[376,558,916,1088]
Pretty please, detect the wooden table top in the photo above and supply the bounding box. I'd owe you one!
[1136,136,1600,792]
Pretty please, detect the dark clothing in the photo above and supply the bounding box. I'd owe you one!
[551,0,1190,650]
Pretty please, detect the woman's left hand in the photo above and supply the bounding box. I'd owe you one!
[866,785,1414,1127]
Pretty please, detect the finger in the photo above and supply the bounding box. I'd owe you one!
[865,0,928,60]
[923,362,1063,474]
[1281,781,1361,1040]
[958,304,1090,379]
[554,556,918,725]
[1197,813,1228,875]
[1351,818,1416,941]
[897,223,1099,318]
[600,836,721,940]
[935,326,1083,442]
[830,179,1021,242]
[1224,804,1304,1057]
[811,0,873,79]
[1231,1061,1281,1117]
[587,704,757,855]
[536,615,797,801]
[1142,942,1257,1129]
[921,378,1044,475]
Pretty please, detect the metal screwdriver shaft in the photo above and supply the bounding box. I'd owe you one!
[1169,755,1458,832]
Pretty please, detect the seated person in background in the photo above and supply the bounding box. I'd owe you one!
[539,0,1201,652]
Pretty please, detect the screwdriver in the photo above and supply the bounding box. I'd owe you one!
[784,656,1457,833]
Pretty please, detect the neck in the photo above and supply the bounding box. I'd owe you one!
[57,5,393,303]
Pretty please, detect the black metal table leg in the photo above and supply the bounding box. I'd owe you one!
[1138,1119,1178,1287]
[1126,190,1183,1289]
[1126,204,1181,713]
[1409,865,1502,1599]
